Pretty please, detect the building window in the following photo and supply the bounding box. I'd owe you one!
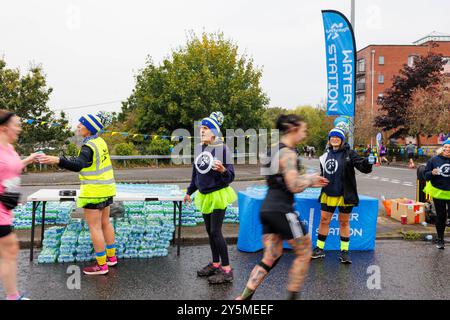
[356,77,365,91]
[408,55,418,67]
[378,74,384,84]
[379,56,384,65]
[357,59,365,73]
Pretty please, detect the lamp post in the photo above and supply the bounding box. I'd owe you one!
[371,49,375,147]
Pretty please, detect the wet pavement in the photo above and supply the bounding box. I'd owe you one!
[3,240,450,300]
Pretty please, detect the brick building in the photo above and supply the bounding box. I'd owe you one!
[356,32,450,146]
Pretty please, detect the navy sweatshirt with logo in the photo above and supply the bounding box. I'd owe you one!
[186,142,235,195]
[424,155,450,191]
[322,148,345,197]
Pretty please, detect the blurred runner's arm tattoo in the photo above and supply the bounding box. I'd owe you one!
[280,148,313,193]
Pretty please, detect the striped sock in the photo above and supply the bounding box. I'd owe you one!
[317,234,327,249]
[95,251,107,266]
[340,237,350,251]
[106,244,116,258]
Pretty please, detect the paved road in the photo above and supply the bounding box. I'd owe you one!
[303,158,417,200]
[2,240,449,300]
[20,159,417,201]
[21,165,265,186]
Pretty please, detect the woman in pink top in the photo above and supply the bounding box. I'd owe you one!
[0,110,39,300]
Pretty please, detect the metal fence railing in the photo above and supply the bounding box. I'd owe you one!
[25,153,260,171]
[110,153,259,167]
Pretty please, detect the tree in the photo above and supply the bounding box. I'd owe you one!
[113,142,137,156]
[408,82,450,139]
[294,105,334,153]
[65,142,79,157]
[260,106,288,129]
[146,138,171,155]
[120,32,269,136]
[0,59,73,154]
[354,101,379,146]
[260,105,333,153]
[374,52,446,144]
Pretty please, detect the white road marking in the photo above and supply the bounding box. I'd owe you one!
[373,165,419,172]
[402,182,414,187]
[391,179,401,184]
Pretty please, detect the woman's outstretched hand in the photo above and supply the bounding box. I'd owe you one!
[39,155,60,165]
[308,174,329,188]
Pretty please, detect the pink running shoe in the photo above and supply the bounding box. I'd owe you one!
[83,263,109,275]
[107,256,118,267]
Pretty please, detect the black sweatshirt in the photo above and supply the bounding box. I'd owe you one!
[424,155,450,191]
[58,146,93,172]
[322,148,345,197]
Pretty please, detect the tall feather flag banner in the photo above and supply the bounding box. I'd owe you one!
[322,10,356,117]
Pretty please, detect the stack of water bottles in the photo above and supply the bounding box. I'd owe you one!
[117,183,240,227]
[76,228,95,262]
[58,220,82,263]
[224,206,239,224]
[116,183,181,197]
[13,202,75,230]
[36,183,238,264]
[38,226,65,263]
[59,219,84,263]
[178,201,198,227]
[38,217,175,263]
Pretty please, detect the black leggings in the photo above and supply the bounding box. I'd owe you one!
[203,209,229,266]
[434,198,450,241]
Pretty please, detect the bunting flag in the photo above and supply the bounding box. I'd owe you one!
[23,118,70,128]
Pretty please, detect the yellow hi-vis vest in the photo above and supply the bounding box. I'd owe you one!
[79,137,116,198]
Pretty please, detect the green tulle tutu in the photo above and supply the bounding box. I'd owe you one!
[424,182,450,200]
[194,186,237,214]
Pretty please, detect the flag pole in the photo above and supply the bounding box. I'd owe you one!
[349,0,356,149]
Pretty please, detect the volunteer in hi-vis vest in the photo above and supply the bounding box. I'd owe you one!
[40,112,117,276]
[423,139,450,250]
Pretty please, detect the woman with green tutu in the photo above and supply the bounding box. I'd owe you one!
[184,111,237,284]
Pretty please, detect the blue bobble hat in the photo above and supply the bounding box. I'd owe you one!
[201,111,224,136]
[79,111,113,135]
[443,139,450,146]
[328,128,346,142]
